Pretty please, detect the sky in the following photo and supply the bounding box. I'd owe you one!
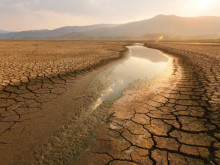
[1,0,220,31]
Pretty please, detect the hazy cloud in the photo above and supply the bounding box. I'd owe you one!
[1,0,220,31]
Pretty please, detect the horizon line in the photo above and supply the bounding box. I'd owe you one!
[1,14,220,32]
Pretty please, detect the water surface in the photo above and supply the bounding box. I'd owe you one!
[92,44,170,109]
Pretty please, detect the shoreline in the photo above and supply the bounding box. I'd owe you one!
[33,44,175,164]
[80,45,181,165]
[0,41,131,164]
[80,42,219,164]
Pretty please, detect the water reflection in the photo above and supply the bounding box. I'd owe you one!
[92,45,169,110]
[129,46,168,63]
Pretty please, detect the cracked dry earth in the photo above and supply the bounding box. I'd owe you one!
[0,40,130,163]
[82,42,220,165]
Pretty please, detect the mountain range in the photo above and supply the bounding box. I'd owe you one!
[0,15,220,40]
[0,30,10,34]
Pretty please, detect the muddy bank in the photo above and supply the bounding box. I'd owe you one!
[81,46,179,165]
[80,42,220,165]
[32,44,173,164]
[0,41,131,164]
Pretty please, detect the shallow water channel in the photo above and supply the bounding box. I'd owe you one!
[92,43,170,110]
[35,44,172,162]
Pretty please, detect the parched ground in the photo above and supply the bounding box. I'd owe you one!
[0,41,219,164]
[0,40,129,87]
[0,40,130,163]
[83,42,220,165]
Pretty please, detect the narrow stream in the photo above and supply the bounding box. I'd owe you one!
[92,43,170,110]
[36,44,173,163]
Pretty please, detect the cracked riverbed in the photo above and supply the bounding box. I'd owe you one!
[1,41,219,164]
[34,44,173,164]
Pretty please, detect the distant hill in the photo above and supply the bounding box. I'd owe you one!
[58,15,220,40]
[0,30,10,34]
[0,24,116,39]
[1,15,220,40]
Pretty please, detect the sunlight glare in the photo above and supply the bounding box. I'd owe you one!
[197,0,209,10]
[155,36,164,43]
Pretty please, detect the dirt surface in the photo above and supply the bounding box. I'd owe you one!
[83,42,220,165]
[0,40,131,163]
[0,41,219,164]
[0,40,130,86]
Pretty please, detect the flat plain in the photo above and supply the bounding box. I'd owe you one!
[0,40,219,164]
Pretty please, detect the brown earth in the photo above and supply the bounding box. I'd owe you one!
[82,42,220,165]
[0,41,219,164]
[0,40,131,164]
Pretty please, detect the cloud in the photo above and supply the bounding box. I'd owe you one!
[0,0,220,31]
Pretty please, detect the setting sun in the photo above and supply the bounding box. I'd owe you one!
[197,0,209,9]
